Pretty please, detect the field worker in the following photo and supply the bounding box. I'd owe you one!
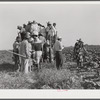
[38,33,46,46]
[25,21,32,33]
[43,40,50,62]
[17,26,22,37]
[52,23,57,43]
[17,25,26,41]
[51,23,57,36]
[13,36,21,70]
[53,23,57,34]
[73,39,83,60]
[23,24,26,29]
[28,37,34,72]
[30,20,39,35]
[38,33,46,62]
[73,40,80,60]
[53,36,64,70]
[46,22,55,47]
[32,31,42,70]
[45,21,51,40]
[19,32,30,74]
[39,24,46,37]
[20,26,26,34]
[77,48,84,68]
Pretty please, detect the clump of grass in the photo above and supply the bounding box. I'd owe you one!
[37,67,81,89]
[0,72,37,89]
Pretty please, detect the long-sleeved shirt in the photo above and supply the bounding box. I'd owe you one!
[30,23,39,33]
[28,42,32,57]
[39,36,46,45]
[52,26,57,36]
[13,41,20,53]
[53,40,64,52]
[40,27,46,37]
[25,24,31,32]
[19,40,30,58]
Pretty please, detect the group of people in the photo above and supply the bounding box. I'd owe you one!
[13,20,64,73]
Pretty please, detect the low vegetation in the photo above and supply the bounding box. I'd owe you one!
[0,45,100,89]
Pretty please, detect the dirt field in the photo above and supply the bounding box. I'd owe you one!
[0,47,100,89]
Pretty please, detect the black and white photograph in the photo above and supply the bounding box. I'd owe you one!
[0,1,100,92]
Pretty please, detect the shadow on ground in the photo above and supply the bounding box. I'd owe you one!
[0,63,15,72]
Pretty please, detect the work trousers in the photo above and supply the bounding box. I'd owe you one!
[20,58,29,74]
[55,51,63,69]
[35,51,42,67]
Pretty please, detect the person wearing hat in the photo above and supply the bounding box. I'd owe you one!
[17,26,22,37]
[45,21,51,40]
[19,32,31,73]
[52,23,57,43]
[39,26,46,38]
[38,33,46,61]
[43,40,50,62]
[23,24,26,29]
[73,38,87,68]
[25,21,32,33]
[13,36,21,71]
[39,33,46,46]
[47,21,51,26]
[28,37,34,72]
[53,36,64,70]
[17,25,26,41]
[32,33,42,70]
[46,22,56,47]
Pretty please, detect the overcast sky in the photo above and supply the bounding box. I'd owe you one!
[0,2,100,50]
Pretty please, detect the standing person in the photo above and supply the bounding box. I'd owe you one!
[25,21,32,33]
[43,40,50,62]
[45,21,51,40]
[13,36,21,71]
[45,22,55,62]
[39,26,46,38]
[28,37,34,72]
[17,25,26,41]
[17,26,22,38]
[73,38,87,68]
[19,32,30,74]
[38,33,46,62]
[23,24,26,29]
[73,40,80,61]
[53,36,64,70]
[52,23,57,43]
[46,22,56,47]
[32,31,42,70]
[38,33,46,46]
